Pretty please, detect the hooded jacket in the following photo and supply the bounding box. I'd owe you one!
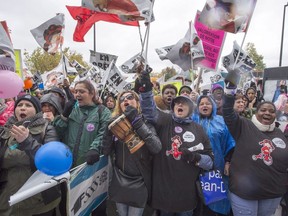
[192,95,235,215]
[40,93,63,115]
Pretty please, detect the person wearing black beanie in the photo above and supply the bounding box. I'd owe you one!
[0,94,61,215]
[14,94,41,114]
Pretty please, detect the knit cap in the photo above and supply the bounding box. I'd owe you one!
[14,94,41,113]
[211,83,223,92]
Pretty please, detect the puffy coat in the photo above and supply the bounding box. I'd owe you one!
[0,101,14,126]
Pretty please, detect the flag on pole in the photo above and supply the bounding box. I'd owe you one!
[66,6,139,42]
[0,21,15,71]
[155,45,174,60]
[89,50,118,71]
[199,0,257,34]
[119,53,143,74]
[189,21,205,64]
[63,55,78,76]
[166,22,205,71]
[105,65,131,95]
[81,0,153,22]
[0,21,12,41]
[222,40,256,73]
[70,59,87,75]
[30,13,65,54]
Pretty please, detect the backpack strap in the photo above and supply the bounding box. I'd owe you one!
[98,104,104,119]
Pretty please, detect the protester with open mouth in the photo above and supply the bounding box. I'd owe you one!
[223,80,288,216]
[137,72,214,216]
[100,90,161,216]
[53,79,111,215]
[192,95,235,216]
[150,84,178,113]
[0,94,61,216]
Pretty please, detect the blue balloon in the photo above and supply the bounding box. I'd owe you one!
[35,141,73,176]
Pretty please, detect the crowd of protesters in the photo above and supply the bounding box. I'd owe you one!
[0,68,288,216]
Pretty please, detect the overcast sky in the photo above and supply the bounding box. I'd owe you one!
[1,0,288,72]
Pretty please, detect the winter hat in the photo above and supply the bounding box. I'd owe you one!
[40,93,63,115]
[171,95,194,116]
[48,86,66,99]
[211,83,223,92]
[15,94,41,113]
[179,85,192,95]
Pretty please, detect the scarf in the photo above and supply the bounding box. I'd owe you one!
[251,115,275,132]
[172,113,194,124]
[1,112,45,137]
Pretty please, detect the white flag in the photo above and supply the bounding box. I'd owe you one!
[166,21,205,71]
[222,40,256,73]
[155,45,174,60]
[31,13,65,54]
[89,50,118,71]
[106,66,130,95]
[120,53,143,74]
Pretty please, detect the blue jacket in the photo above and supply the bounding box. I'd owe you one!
[192,95,235,214]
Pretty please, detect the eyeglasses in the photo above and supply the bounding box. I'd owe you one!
[119,94,135,103]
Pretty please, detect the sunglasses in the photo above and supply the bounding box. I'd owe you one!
[119,94,135,103]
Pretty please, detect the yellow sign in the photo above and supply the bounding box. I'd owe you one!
[160,80,183,93]
[14,49,23,79]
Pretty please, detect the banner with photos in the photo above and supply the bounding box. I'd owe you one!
[82,0,153,22]
[199,0,257,34]
[30,13,65,55]
[166,22,205,71]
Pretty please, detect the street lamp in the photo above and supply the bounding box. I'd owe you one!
[279,2,288,66]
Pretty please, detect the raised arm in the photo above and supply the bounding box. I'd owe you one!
[134,73,159,123]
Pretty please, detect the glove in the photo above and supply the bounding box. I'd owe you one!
[224,69,241,95]
[124,105,139,123]
[224,69,241,88]
[181,148,201,163]
[85,149,100,165]
[123,105,145,130]
[62,99,77,117]
[134,73,153,93]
